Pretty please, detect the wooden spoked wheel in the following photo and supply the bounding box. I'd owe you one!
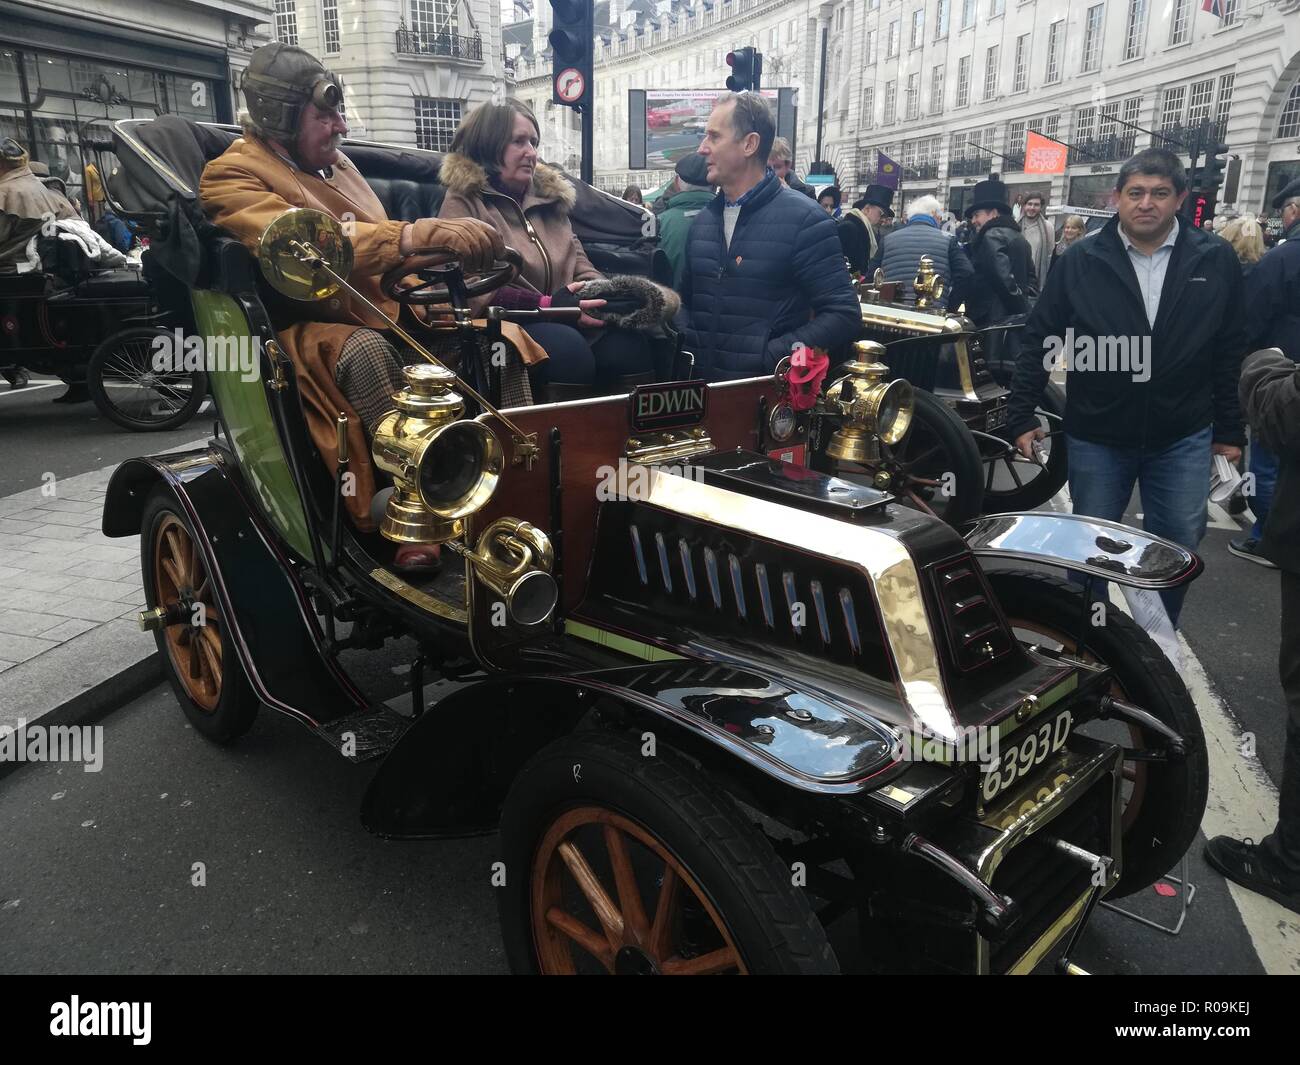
[153,513,223,713]
[530,806,747,975]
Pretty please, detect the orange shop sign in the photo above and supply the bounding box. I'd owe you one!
[1024,131,1068,175]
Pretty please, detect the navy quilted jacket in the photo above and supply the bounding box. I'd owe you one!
[680,171,861,381]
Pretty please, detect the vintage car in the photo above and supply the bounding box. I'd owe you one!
[99,117,1208,974]
[812,260,1067,524]
[0,124,206,431]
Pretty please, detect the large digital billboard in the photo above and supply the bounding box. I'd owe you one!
[627,88,797,170]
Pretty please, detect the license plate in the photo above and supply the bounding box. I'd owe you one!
[980,709,1073,806]
[986,402,1009,431]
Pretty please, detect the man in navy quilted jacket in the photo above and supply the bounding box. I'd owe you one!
[679,93,860,381]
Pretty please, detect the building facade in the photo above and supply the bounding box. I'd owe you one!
[1,0,270,202]
[265,0,509,147]
[509,0,1300,217]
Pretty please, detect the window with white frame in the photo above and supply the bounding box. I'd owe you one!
[1075,105,1096,143]
[1045,20,1064,84]
[1005,121,1025,159]
[862,86,876,129]
[961,0,975,28]
[983,45,999,101]
[1279,83,1300,139]
[1186,78,1214,126]
[1081,5,1104,72]
[956,54,971,106]
[1044,113,1060,139]
[911,8,924,48]
[1220,0,1239,23]
[1013,33,1029,93]
[884,81,897,124]
[1159,85,1186,130]
[906,72,920,119]
[412,0,459,38]
[950,130,969,160]
[836,6,846,31]
[930,64,944,114]
[414,97,461,152]
[274,0,299,45]
[1123,0,1145,61]
[322,0,340,53]
[768,27,777,50]
[787,19,797,42]
[865,30,876,66]
[1169,0,1191,45]
[1098,100,1119,141]
[887,20,900,57]
[989,0,1004,15]
[935,0,949,39]
[1217,73,1234,130]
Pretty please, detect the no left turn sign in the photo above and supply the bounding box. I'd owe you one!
[555,68,585,104]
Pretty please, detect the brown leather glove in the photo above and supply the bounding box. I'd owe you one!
[402,217,505,275]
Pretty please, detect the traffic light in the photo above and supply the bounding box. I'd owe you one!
[1200,141,1230,190]
[549,0,593,109]
[726,47,762,93]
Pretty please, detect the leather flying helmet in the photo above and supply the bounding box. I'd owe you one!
[241,42,344,143]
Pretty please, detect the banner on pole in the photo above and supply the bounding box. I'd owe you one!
[1025,131,1068,175]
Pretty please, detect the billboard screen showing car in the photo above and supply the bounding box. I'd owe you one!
[628,89,794,170]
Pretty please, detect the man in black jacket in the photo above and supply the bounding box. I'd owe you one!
[680,94,860,381]
[1007,148,1248,624]
[964,177,1035,326]
[1204,347,1300,915]
[837,184,894,275]
[1229,177,1300,566]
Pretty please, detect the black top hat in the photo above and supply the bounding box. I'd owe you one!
[858,184,895,218]
[965,177,1011,218]
[1272,176,1300,210]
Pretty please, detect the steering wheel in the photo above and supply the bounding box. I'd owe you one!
[381,245,521,306]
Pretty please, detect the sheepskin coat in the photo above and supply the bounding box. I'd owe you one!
[438,152,601,313]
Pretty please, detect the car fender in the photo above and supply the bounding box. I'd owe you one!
[963,512,1202,589]
[361,662,901,840]
[103,451,370,728]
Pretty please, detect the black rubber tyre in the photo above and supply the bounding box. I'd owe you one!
[986,569,1208,898]
[823,388,985,527]
[980,382,1069,512]
[497,730,839,974]
[88,327,208,432]
[141,487,258,743]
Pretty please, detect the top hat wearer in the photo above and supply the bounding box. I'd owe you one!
[965,177,1012,219]
[1272,177,1300,210]
[859,184,895,219]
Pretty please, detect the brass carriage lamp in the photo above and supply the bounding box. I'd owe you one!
[824,341,914,466]
[371,363,503,544]
[913,256,945,310]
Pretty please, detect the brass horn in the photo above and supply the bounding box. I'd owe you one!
[449,517,558,627]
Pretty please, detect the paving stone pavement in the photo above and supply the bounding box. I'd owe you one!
[0,442,206,674]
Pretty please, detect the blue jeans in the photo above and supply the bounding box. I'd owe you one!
[1066,427,1212,626]
[1248,433,1279,539]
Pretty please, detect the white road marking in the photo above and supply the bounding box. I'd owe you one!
[1106,584,1300,974]
[1177,634,1300,975]
[0,383,59,399]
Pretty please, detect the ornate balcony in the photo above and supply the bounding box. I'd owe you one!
[1067,133,1137,166]
[395,27,484,62]
[904,162,940,180]
[949,155,990,177]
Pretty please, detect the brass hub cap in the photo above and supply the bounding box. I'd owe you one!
[530,806,748,975]
[153,514,223,712]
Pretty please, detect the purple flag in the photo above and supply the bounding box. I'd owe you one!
[876,152,900,189]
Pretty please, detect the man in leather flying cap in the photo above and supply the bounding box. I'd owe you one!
[201,42,537,570]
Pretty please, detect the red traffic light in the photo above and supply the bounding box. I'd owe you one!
[726,51,737,67]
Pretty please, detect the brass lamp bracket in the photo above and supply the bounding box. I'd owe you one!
[624,426,713,466]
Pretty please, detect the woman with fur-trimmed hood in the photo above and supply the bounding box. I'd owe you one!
[438,100,656,398]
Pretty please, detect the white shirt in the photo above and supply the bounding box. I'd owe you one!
[723,203,741,249]
[1118,217,1180,328]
